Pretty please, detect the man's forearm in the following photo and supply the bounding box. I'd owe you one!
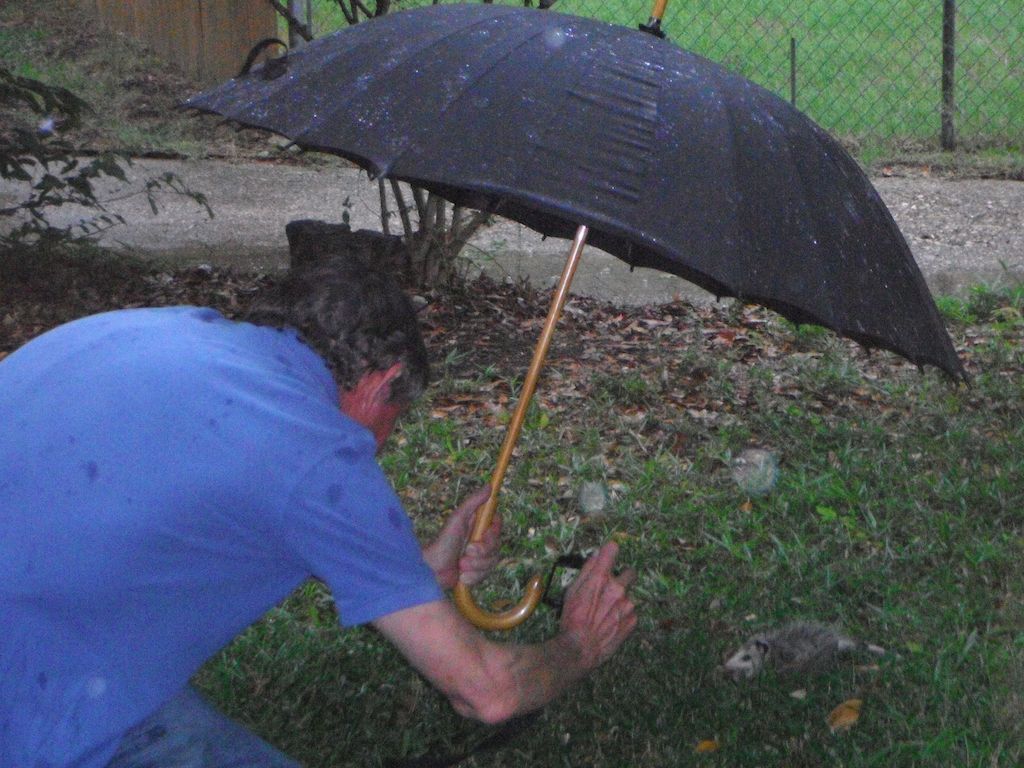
[493,631,592,717]
[374,601,595,724]
[375,543,635,725]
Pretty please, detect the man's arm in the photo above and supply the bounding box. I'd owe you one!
[374,542,636,724]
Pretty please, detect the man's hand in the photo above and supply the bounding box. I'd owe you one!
[375,539,637,725]
[422,485,502,590]
[559,542,637,671]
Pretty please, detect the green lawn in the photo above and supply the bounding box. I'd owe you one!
[193,280,1024,767]
[306,0,1024,154]
[3,245,1021,767]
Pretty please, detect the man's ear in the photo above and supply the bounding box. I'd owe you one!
[370,361,405,405]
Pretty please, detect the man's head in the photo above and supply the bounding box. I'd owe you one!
[247,257,429,447]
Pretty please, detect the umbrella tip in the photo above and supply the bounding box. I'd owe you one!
[638,18,667,38]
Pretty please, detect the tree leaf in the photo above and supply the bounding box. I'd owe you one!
[694,739,720,753]
[827,698,863,733]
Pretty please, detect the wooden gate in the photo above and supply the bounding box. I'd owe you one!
[79,0,278,84]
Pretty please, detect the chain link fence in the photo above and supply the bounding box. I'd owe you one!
[295,0,1022,153]
[649,0,1023,152]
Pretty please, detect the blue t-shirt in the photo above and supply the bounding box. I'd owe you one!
[0,307,443,768]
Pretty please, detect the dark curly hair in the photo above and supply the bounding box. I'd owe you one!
[246,258,429,404]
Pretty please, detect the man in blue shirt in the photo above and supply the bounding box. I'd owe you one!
[0,258,637,767]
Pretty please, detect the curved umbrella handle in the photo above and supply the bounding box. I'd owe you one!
[453,226,589,631]
[453,487,545,631]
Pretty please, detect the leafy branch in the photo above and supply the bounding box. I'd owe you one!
[0,66,212,250]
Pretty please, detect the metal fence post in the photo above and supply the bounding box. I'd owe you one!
[941,0,957,150]
[789,37,797,107]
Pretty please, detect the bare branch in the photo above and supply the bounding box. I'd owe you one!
[410,194,439,281]
[334,0,388,25]
[450,210,491,257]
[389,180,414,240]
[265,0,313,41]
[434,195,446,235]
[377,179,390,235]
[352,0,374,19]
[457,210,491,244]
[411,186,428,222]
[335,0,358,25]
[423,194,440,234]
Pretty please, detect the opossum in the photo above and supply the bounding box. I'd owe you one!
[723,621,885,680]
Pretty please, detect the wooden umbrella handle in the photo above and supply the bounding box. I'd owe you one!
[453,225,589,631]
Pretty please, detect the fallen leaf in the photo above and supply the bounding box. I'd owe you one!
[827,698,863,733]
[694,739,720,753]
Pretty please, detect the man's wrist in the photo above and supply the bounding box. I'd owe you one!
[553,627,596,675]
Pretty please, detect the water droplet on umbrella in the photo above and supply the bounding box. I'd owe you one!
[543,27,566,50]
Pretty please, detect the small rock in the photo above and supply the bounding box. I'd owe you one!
[577,481,608,516]
[731,448,779,496]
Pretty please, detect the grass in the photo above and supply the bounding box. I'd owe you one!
[186,281,1024,767]
[2,242,1020,767]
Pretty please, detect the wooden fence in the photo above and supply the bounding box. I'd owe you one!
[78,0,278,84]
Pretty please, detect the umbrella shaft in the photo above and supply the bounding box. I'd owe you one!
[470,224,590,541]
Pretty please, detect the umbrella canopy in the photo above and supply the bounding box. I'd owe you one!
[185,2,962,378]
[187,3,966,630]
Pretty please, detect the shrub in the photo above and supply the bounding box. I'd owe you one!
[0,66,210,250]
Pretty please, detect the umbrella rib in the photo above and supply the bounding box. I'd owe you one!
[710,73,751,301]
[286,11,531,171]
[385,24,554,177]
[506,25,658,221]
[776,103,845,329]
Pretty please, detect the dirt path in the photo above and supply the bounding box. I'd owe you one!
[3,158,1021,305]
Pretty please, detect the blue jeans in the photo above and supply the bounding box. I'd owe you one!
[106,687,300,768]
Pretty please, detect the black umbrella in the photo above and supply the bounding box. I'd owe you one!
[186,3,963,628]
